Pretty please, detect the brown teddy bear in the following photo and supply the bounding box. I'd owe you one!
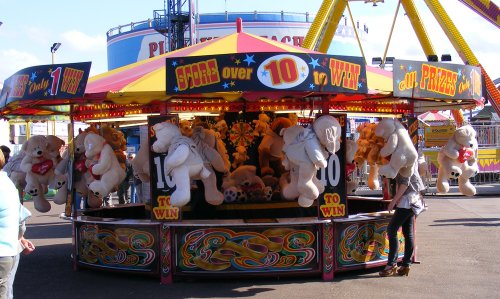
[354,122,386,190]
[222,165,272,203]
[232,145,249,169]
[252,113,271,137]
[258,117,292,177]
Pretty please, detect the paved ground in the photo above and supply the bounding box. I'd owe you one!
[14,192,500,299]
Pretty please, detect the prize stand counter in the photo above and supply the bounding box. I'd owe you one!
[0,23,483,284]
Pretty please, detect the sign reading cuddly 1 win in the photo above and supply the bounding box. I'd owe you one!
[148,115,181,222]
[318,114,347,219]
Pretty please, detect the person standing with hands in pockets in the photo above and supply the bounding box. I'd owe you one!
[379,161,425,277]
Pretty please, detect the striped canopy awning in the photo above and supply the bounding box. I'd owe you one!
[84,23,393,104]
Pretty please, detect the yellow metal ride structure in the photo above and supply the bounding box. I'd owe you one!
[303,0,500,121]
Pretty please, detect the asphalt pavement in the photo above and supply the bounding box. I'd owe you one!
[13,190,500,299]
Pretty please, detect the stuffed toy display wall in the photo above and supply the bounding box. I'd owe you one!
[151,122,221,207]
[436,125,479,196]
[374,118,418,179]
[280,115,342,207]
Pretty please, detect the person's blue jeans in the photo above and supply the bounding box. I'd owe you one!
[386,207,415,267]
[130,184,136,203]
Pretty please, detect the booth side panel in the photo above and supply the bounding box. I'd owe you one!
[74,221,161,275]
[334,218,405,272]
[172,224,321,277]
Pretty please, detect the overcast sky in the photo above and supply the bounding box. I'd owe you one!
[0,0,498,86]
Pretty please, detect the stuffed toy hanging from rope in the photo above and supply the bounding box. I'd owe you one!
[280,115,342,207]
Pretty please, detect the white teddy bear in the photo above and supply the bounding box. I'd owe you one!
[151,122,214,207]
[20,135,66,212]
[436,125,479,196]
[374,118,418,179]
[280,115,342,207]
[84,132,126,199]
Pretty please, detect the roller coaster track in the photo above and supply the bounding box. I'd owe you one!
[303,0,500,121]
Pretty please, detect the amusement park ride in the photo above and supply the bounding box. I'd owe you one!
[302,0,500,119]
[0,0,498,285]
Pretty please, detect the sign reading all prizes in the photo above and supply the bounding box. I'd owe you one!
[318,114,347,219]
[148,115,181,221]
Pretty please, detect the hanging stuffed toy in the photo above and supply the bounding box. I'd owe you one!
[20,135,66,212]
[436,125,479,196]
[151,122,213,207]
[84,132,126,198]
[374,118,418,178]
[190,126,227,205]
[280,115,342,207]
[354,122,386,190]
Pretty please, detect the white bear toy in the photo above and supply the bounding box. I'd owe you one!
[436,125,479,196]
[151,122,213,207]
[345,139,359,195]
[84,132,126,198]
[374,118,418,178]
[280,115,342,207]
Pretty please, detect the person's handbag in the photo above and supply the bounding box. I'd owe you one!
[410,193,427,216]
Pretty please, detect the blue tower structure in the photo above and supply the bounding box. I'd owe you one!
[153,0,194,52]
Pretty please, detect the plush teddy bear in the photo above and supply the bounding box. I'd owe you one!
[288,113,299,126]
[280,115,342,207]
[354,122,386,190]
[258,117,292,177]
[20,135,58,212]
[345,139,359,195]
[178,120,193,137]
[190,126,227,205]
[152,122,220,207]
[232,146,249,169]
[212,118,229,140]
[222,165,272,203]
[131,128,150,183]
[436,125,479,196]
[252,112,271,137]
[374,118,418,179]
[55,127,102,208]
[84,132,126,199]
[99,126,127,171]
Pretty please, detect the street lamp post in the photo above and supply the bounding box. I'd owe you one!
[50,42,61,64]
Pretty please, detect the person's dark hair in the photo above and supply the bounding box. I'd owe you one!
[0,145,10,154]
[0,145,11,164]
[0,150,5,170]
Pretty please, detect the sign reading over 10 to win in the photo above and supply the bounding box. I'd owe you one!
[166,53,367,95]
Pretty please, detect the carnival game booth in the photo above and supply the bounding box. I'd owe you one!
[0,20,482,283]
